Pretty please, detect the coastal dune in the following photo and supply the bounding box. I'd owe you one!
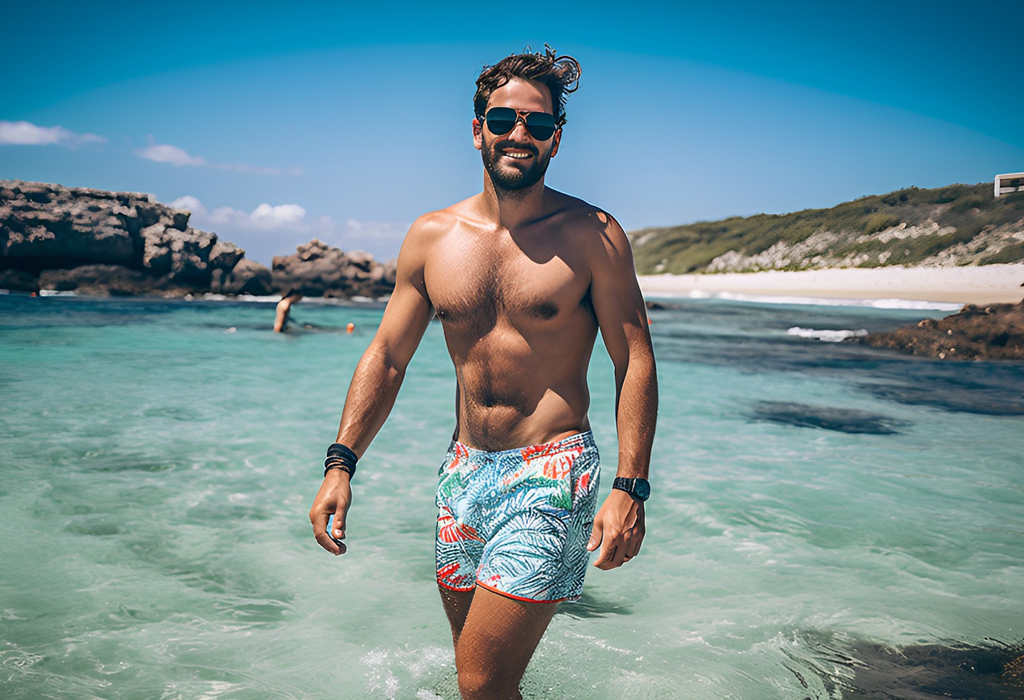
[639,264,1024,305]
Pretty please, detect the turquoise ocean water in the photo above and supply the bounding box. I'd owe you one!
[1,293,1022,699]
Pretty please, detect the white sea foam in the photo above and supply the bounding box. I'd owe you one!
[868,297,963,311]
[649,290,960,309]
[787,326,869,342]
[709,292,963,310]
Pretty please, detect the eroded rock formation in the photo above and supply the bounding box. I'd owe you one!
[858,301,1024,360]
[272,239,397,299]
[0,181,397,299]
[0,180,271,296]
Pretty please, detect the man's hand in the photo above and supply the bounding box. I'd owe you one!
[587,489,645,570]
[309,471,353,556]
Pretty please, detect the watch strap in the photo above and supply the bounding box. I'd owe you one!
[612,476,651,501]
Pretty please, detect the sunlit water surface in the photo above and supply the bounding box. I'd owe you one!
[1,294,1021,699]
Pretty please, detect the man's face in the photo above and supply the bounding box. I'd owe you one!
[474,78,561,193]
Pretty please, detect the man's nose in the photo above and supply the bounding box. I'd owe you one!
[510,116,531,140]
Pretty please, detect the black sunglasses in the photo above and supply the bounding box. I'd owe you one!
[481,107,558,141]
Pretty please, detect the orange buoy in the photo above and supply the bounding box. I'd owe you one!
[346,322,355,334]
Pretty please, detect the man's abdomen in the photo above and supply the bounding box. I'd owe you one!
[453,328,594,451]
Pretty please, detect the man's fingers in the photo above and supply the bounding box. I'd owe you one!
[314,531,344,555]
[310,510,342,555]
[309,507,328,538]
[329,509,347,541]
[593,528,622,570]
[593,544,615,570]
[611,542,628,568]
[587,520,603,552]
[309,504,346,556]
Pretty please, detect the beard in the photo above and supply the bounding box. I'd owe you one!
[481,138,553,197]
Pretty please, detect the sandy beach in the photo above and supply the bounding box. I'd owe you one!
[638,264,1024,305]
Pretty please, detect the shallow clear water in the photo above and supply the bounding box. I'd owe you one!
[1,293,1022,699]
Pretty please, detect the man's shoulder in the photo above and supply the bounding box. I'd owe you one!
[547,190,628,246]
[407,197,485,240]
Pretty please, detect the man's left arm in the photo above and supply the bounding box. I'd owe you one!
[585,211,658,570]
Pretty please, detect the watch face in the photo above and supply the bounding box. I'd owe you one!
[634,479,651,501]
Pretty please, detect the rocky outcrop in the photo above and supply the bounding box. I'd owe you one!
[858,301,1024,360]
[272,239,397,299]
[39,264,172,296]
[1,180,395,299]
[211,258,273,296]
[0,268,40,293]
[0,180,271,296]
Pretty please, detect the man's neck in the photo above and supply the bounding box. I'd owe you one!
[480,174,550,230]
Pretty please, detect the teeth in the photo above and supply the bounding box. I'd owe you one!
[503,152,530,159]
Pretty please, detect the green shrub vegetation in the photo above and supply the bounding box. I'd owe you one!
[982,241,1024,265]
[631,183,1024,274]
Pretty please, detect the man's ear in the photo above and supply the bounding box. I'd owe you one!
[550,128,562,158]
[472,118,483,151]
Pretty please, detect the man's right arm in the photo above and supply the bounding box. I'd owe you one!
[309,217,436,555]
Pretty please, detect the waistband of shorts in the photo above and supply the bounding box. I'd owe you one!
[450,430,596,459]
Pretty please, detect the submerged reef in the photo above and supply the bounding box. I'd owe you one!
[750,401,906,434]
[843,639,1024,699]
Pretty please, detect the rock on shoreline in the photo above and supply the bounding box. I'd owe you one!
[271,239,396,300]
[858,300,1024,360]
[0,180,271,296]
[0,180,396,299]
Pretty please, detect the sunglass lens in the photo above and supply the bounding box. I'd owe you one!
[525,113,556,141]
[484,108,517,136]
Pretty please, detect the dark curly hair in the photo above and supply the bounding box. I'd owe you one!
[473,45,581,127]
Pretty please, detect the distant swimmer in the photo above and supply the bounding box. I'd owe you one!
[308,47,656,699]
[273,289,303,333]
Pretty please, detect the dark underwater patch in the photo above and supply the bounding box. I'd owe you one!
[862,377,1024,416]
[649,300,1024,416]
[843,639,1024,699]
[557,590,633,619]
[786,632,1024,699]
[751,401,906,435]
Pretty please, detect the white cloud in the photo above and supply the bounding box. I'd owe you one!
[170,196,319,232]
[250,203,306,228]
[169,196,406,262]
[138,138,301,175]
[137,143,206,167]
[0,120,106,147]
[168,195,204,213]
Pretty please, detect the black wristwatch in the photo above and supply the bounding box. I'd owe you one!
[612,477,651,502]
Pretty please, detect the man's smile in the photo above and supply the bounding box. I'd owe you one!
[495,141,538,162]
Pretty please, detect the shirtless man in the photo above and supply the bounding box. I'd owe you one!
[273,289,302,332]
[309,48,657,699]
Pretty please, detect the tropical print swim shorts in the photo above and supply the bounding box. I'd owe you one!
[435,431,601,603]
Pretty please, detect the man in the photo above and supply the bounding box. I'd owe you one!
[273,289,302,332]
[309,47,657,699]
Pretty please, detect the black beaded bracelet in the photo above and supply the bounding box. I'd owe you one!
[324,443,358,479]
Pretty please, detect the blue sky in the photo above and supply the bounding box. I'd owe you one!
[2,1,1021,265]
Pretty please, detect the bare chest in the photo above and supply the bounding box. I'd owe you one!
[424,233,590,328]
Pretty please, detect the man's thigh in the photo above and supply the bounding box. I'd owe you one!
[453,585,559,695]
[439,585,475,644]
